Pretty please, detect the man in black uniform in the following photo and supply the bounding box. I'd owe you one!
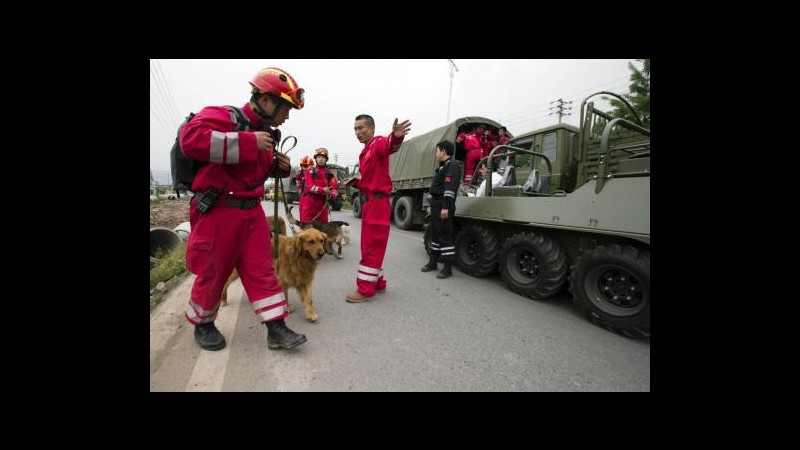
[422,140,460,279]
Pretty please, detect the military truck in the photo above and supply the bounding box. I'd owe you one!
[282,163,348,211]
[349,117,504,228]
[425,92,650,337]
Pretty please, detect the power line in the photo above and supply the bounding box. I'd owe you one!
[149,60,181,125]
[155,59,184,122]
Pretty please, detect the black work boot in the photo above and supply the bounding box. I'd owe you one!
[436,262,453,279]
[421,254,439,272]
[194,322,226,351]
[265,319,307,350]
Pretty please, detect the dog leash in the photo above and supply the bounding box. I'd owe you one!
[272,135,300,244]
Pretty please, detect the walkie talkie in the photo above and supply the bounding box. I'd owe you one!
[270,127,282,151]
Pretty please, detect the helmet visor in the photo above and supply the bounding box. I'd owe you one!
[281,87,305,109]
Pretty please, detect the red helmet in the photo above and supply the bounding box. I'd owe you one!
[299,155,314,167]
[314,148,329,159]
[249,67,305,109]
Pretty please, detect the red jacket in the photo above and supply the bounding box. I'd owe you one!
[179,104,289,198]
[353,133,404,195]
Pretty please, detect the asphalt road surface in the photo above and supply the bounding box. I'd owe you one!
[150,200,650,392]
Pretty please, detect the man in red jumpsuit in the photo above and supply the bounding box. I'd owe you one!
[179,67,308,351]
[463,125,485,184]
[300,148,339,223]
[345,114,412,303]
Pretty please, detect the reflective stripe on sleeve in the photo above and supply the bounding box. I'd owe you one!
[209,131,240,164]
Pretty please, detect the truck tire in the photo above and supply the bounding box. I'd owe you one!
[455,224,499,277]
[499,232,566,299]
[569,244,650,338]
[393,196,414,230]
[352,195,362,218]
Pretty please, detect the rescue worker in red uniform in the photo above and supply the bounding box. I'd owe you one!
[345,114,412,303]
[463,125,485,184]
[294,155,313,216]
[421,140,460,279]
[300,148,339,223]
[179,67,308,351]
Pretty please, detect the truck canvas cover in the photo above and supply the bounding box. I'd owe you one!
[390,116,503,180]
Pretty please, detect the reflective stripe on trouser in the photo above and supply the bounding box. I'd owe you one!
[355,196,390,295]
[429,201,455,263]
[185,200,287,325]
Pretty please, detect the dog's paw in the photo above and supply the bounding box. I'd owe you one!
[306,311,318,322]
[334,254,343,259]
[286,303,294,314]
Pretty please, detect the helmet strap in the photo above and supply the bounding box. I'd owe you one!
[253,94,276,123]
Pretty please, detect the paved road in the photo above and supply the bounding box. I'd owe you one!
[150,201,650,392]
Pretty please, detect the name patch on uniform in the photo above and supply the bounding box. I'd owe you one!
[445,176,452,182]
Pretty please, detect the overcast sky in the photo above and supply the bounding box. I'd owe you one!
[150,59,635,174]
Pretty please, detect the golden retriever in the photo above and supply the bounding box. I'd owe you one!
[274,228,328,322]
[220,227,329,323]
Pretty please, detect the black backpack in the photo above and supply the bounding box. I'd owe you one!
[170,106,253,193]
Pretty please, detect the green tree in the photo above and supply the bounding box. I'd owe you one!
[610,59,650,128]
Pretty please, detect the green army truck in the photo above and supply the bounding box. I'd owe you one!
[426,92,650,337]
[350,117,504,228]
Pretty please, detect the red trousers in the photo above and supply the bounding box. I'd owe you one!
[184,199,287,325]
[355,196,390,295]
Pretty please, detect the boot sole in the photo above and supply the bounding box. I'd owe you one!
[268,335,308,350]
[197,340,226,351]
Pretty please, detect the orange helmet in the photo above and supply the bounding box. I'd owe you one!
[249,67,305,110]
[300,155,314,167]
[314,148,329,159]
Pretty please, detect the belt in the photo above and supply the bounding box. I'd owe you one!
[359,193,387,203]
[226,198,262,209]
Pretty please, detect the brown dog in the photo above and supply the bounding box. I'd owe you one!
[220,215,286,307]
[286,206,347,259]
[274,228,328,322]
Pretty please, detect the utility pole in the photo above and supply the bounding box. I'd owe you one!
[333,153,339,165]
[447,59,459,124]
[549,98,573,124]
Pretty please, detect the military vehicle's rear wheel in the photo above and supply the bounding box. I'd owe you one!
[393,196,414,230]
[499,232,566,299]
[455,225,499,277]
[352,195,362,218]
[569,244,650,338]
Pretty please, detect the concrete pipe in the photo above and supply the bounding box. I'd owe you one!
[150,227,182,264]
[173,222,191,242]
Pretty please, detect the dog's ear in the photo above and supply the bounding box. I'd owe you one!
[294,233,304,252]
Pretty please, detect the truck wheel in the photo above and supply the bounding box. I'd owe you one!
[393,196,414,230]
[455,224,499,277]
[569,244,650,338]
[352,195,362,218]
[499,232,566,299]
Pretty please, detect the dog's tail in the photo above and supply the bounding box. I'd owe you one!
[286,205,302,227]
[330,221,350,227]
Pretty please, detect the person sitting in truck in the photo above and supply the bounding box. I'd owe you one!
[469,162,503,197]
